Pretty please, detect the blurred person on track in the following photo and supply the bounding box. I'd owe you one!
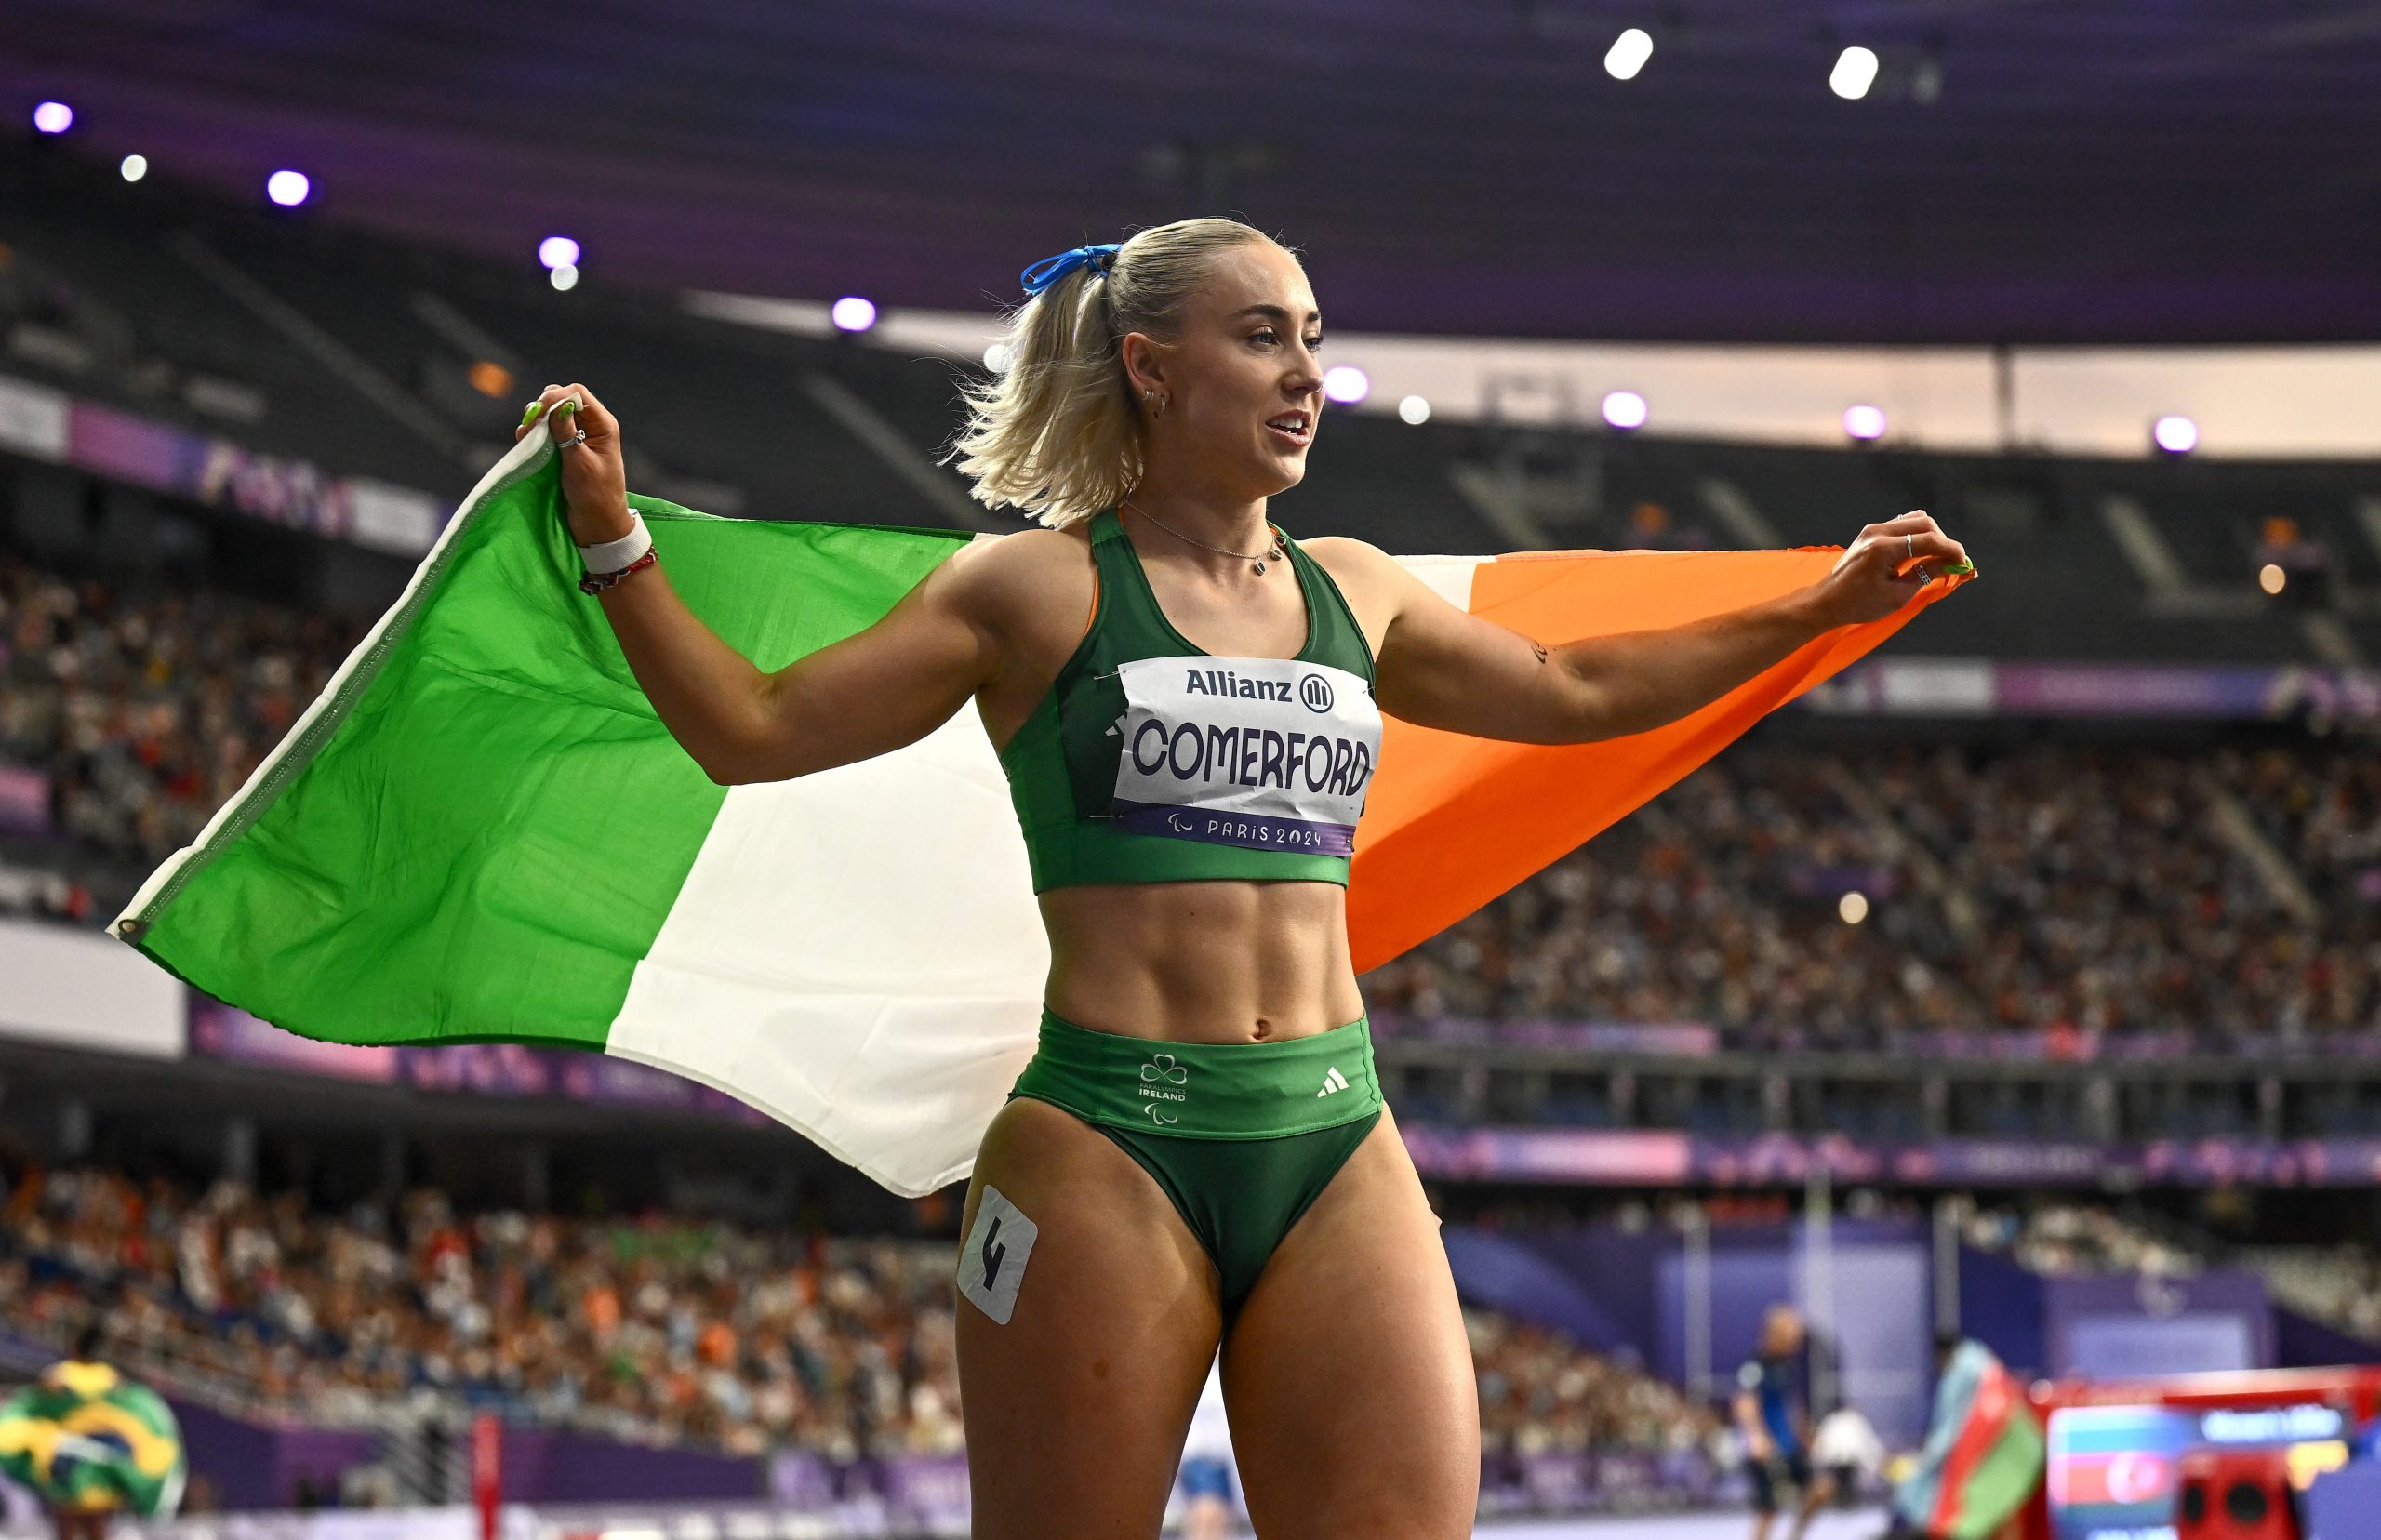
[1814,1400,1886,1507]
[518,217,1966,1539]
[1177,1354,1241,1540]
[1737,1305,1835,1540]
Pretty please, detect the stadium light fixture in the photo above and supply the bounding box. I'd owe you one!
[1324,365,1370,405]
[265,169,311,206]
[1398,395,1431,425]
[983,342,1013,375]
[1839,891,1869,924]
[2259,564,2286,596]
[538,236,581,271]
[1843,404,1887,442]
[1830,47,1880,100]
[549,263,579,292]
[119,154,148,183]
[32,101,73,135]
[831,296,878,333]
[1602,390,1648,431]
[1604,28,1654,81]
[2152,415,2199,455]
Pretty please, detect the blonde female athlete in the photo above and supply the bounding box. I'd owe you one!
[515,217,1967,1539]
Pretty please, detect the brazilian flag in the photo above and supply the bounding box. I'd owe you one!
[0,1361,186,1516]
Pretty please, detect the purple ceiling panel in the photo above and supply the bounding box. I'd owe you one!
[6,0,2380,341]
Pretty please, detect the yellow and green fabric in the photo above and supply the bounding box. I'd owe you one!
[0,1361,186,1516]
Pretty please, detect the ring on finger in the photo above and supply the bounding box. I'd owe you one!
[560,427,589,449]
[1905,532,1914,561]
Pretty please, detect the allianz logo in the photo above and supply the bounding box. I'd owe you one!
[1182,668,1336,714]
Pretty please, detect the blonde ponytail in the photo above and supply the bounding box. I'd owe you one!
[943,218,1287,527]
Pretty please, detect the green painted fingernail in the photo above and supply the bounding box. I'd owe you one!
[553,398,579,415]
[1945,559,1975,575]
[521,401,544,426]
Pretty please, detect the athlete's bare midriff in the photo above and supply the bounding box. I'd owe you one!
[1036,880,1366,1045]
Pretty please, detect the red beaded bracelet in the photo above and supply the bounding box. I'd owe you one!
[579,549,659,595]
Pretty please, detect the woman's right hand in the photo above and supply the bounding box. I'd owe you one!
[516,381,633,546]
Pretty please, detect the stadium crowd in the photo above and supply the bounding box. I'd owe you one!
[0,553,357,872]
[1876,742,2375,1047]
[1960,1201,2201,1280]
[3,547,2378,1048]
[1469,1307,1720,1459]
[1360,752,1966,1049]
[3,1162,963,1459]
[1362,740,2379,1049]
[0,1162,1701,1465]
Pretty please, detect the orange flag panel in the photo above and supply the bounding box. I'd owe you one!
[1348,548,1973,974]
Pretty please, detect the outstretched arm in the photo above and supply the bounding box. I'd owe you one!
[521,382,1003,786]
[1319,511,1969,746]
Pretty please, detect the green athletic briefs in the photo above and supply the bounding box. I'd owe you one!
[1006,1009,1385,1318]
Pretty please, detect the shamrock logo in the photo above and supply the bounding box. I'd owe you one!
[1140,1054,1188,1085]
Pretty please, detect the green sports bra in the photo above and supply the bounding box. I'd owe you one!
[998,508,1383,892]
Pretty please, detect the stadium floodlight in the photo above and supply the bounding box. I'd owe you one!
[265,169,311,206]
[2152,414,2199,455]
[1830,46,1880,100]
[119,154,148,183]
[1398,394,1431,425]
[538,236,581,271]
[32,101,73,135]
[982,342,1013,375]
[1323,365,1370,405]
[549,263,579,292]
[1604,28,1654,81]
[1602,390,1648,431]
[1839,891,1869,924]
[2259,564,2287,595]
[830,296,877,333]
[1843,404,1887,442]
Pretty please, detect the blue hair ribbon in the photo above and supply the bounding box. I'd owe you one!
[1020,243,1121,297]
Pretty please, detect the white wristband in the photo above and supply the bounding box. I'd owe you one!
[576,511,651,574]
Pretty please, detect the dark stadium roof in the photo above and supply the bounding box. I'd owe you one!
[7,0,2381,344]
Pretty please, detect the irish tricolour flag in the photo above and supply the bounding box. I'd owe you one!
[115,431,1967,1196]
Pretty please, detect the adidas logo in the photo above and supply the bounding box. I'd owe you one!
[1316,1066,1350,1097]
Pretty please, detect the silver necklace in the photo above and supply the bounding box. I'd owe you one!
[1120,499,1288,575]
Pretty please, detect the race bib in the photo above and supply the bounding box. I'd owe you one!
[1109,656,1381,856]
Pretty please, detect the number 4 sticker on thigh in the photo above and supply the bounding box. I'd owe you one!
[960,1185,1040,1325]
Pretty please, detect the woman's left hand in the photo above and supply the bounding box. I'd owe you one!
[1805,510,1972,628]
